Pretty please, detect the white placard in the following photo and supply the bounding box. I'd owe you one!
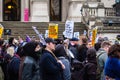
[74,32,80,39]
[65,21,74,39]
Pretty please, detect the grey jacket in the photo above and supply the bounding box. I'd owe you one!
[97,48,108,80]
[22,56,40,80]
[58,57,71,80]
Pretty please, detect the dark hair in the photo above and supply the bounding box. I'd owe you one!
[0,39,4,46]
[23,41,40,60]
[45,38,56,44]
[8,37,14,45]
[54,44,67,57]
[82,37,88,44]
[86,48,97,64]
[94,42,101,51]
[87,48,96,59]
[108,44,120,58]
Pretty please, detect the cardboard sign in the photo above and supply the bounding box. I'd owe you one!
[48,24,58,39]
[74,32,80,39]
[65,21,74,39]
[92,28,97,46]
[0,24,4,38]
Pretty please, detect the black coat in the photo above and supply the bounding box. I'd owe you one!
[39,50,63,80]
[7,56,20,80]
[78,44,88,62]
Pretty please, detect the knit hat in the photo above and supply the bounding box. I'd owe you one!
[70,37,79,41]
[54,44,67,57]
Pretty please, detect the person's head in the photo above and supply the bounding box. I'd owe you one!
[54,38,63,45]
[94,42,101,51]
[101,41,111,53]
[108,44,120,58]
[63,39,69,49]
[7,46,15,57]
[9,37,19,46]
[23,41,41,60]
[45,38,56,52]
[81,37,88,45]
[97,37,104,43]
[87,48,96,60]
[87,41,92,48]
[70,37,79,45]
[54,44,67,57]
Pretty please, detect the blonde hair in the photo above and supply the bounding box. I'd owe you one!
[7,47,15,57]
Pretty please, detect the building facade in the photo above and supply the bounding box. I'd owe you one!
[0,0,116,22]
[0,0,120,41]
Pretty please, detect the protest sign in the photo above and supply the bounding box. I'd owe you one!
[92,28,97,46]
[48,24,58,39]
[65,21,74,39]
[0,24,4,38]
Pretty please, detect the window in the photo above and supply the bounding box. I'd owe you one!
[50,0,62,21]
[3,0,21,21]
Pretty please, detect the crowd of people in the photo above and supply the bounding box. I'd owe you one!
[0,35,120,80]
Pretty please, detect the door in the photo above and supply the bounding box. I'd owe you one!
[3,0,21,21]
[50,0,62,21]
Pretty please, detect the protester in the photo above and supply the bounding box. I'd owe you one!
[96,41,111,80]
[78,37,88,62]
[55,44,71,80]
[83,48,97,80]
[6,46,20,80]
[104,44,120,80]
[8,37,19,51]
[21,41,41,80]
[39,38,65,80]
[69,37,79,60]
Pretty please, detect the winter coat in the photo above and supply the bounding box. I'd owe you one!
[83,60,97,80]
[104,57,120,80]
[96,48,108,80]
[78,44,88,62]
[39,50,63,80]
[7,56,20,80]
[58,57,71,80]
[22,56,40,80]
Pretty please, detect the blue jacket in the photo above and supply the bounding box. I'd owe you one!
[58,57,71,80]
[104,57,120,80]
[40,50,63,80]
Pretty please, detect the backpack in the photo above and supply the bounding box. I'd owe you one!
[71,60,87,80]
[96,51,104,80]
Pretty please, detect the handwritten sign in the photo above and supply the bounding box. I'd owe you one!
[74,32,80,39]
[65,21,74,39]
[48,24,58,39]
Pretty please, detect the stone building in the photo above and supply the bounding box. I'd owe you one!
[0,0,120,41]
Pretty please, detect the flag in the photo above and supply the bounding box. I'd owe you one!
[32,26,46,45]
[26,35,31,42]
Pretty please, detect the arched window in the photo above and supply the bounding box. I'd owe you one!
[50,0,62,21]
[3,0,21,21]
